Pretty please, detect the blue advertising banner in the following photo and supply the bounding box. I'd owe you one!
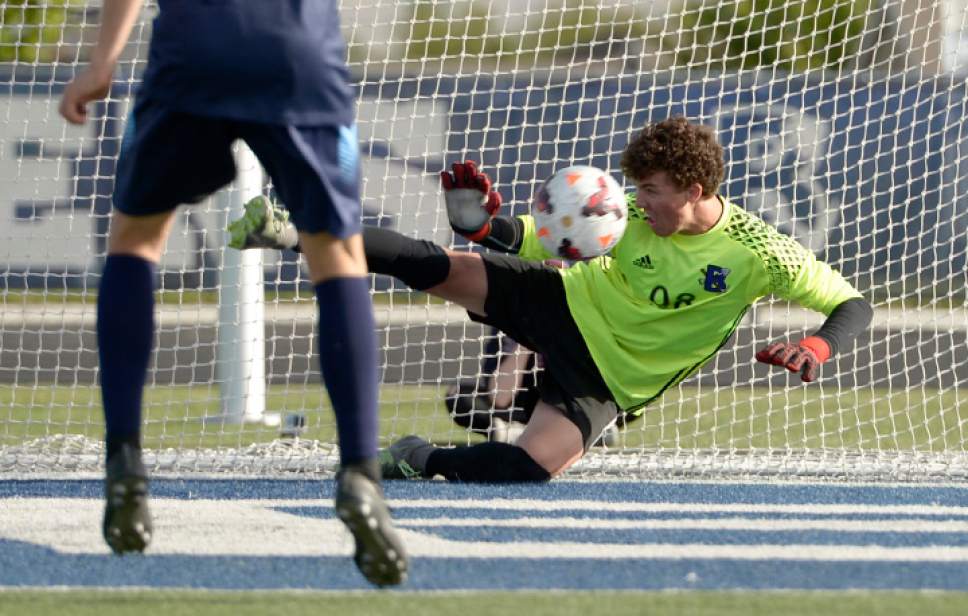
[382,73,967,286]
[3,70,965,290]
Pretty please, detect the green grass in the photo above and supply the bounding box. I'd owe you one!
[637,386,966,453]
[0,590,966,616]
[1,383,964,454]
[0,383,473,451]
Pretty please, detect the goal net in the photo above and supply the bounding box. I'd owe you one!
[1,0,965,479]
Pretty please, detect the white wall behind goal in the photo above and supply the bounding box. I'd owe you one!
[0,91,450,287]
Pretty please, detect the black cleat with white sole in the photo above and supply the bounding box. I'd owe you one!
[102,443,153,554]
[335,465,408,587]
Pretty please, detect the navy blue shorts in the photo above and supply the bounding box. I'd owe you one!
[113,98,362,237]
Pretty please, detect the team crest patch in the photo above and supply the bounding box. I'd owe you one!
[702,264,730,293]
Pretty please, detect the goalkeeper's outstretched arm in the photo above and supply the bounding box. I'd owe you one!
[756,296,873,382]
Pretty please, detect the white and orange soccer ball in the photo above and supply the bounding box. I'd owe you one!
[532,165,628,260]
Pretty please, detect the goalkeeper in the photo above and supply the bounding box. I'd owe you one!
[230,116,873,482]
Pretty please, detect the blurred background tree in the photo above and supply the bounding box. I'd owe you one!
[402,0,648,68]
[0,0,85,63]
[398,0,891,73]
[675,0,875,71]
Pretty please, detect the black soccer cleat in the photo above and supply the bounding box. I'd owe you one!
[102,443,153,555]
[334,465,408,587]
[378,435,435,480]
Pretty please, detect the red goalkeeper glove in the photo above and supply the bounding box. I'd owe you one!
[440,160,502,243]
[755,336,831,383]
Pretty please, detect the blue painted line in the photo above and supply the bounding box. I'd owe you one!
[1,539,966,591]
[404,526,968,548]
[4,479,968,506]
[5,479,968,591]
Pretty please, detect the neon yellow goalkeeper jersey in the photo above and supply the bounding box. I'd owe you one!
[516,194,862,412]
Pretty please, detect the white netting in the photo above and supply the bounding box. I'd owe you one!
[0,0,965,479]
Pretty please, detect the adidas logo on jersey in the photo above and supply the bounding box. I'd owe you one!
[632,254,655,269]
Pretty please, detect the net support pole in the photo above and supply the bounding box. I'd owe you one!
[211,141,277,426]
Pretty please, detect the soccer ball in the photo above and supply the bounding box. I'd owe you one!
[532,165,627,260]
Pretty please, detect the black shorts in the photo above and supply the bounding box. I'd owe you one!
[113,97,362,237]
[467,253,620,450]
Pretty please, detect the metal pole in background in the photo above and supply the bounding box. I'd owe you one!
[212,141,275,426]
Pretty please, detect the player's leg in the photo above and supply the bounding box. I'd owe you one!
[383,388,605,482]
[300,230,408,585]
[240,123,406,587]
[98,211,175,555]
[514,401,584,475]
[297,229,379,470]
[444,343,536,443]
[382,399,580,482]
[382,254,619,482]
[226,198,491,315]
[362,225,489,315]
[492,343,531,409]
[101,102,237,554]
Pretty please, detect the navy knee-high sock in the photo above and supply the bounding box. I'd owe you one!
[315,277,379,468]
[98,254,155,461]
[426,442,551,482]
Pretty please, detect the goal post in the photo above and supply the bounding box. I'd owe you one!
[211,142,272,427]
[0,0,966,479]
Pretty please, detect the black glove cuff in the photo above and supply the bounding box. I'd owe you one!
[476,216,524,254]
[813,297,874,356]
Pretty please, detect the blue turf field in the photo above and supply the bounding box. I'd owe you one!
[2,479,968,591]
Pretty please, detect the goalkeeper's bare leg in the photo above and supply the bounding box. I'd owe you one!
[300,230,408,587]
[228,196,488,313]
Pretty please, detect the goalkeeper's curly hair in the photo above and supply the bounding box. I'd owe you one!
[621,116,725,197]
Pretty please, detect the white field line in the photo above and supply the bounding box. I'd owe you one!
[0,304,965,331]
[395,517,968,533]
[12,497,966,517]
[408,542,968,561]
[23,496,961,517]
[0,498,354,557]
[387,498,968,517]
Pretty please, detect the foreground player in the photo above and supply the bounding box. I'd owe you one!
[58,0,406,584]
[231,116,874,482]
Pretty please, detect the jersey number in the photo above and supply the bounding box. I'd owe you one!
[649,285,695,309]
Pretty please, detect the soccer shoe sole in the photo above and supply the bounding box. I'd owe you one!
[102,474,153,554]
[335,470,408,587]
[227,196,268,250]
